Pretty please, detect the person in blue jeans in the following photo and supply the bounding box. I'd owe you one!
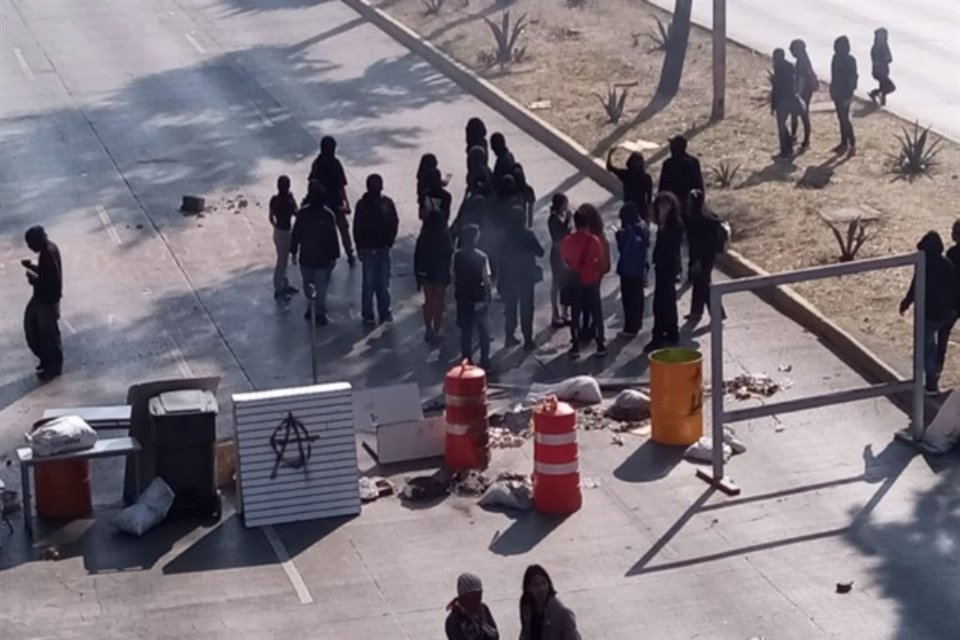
[899,231,958,395]
[454,224,493,370]
[291,182,340,325]
[615,202,649,337]
[353,174,399,326]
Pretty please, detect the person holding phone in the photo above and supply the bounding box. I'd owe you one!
[22,225,63,379]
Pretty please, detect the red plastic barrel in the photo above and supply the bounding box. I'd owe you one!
[444,361,490,471]
[533,397,582,514]
[35,459,92,520]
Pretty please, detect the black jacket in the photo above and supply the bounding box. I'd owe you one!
[947,245,960,312]
[772,59,798,110]
[500,228,545,286]
[830,47,858,102]
[658,154,704,204]
[612,168,653,219]
[902,232,957,323]
[454,247,491,304]
[291,204,340,268]
[31,240,63,304]
[414,225,454,286]
[308,154,347,207]
[492,149,516,184]
[353,194,399,251]
[687,213,725,263]
[653,221,684,278]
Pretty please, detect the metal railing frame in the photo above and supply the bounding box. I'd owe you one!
[698,252,926,496]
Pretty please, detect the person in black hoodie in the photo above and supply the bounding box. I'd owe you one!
[607,149,653,221]
[454,224,494,369]
[22,225,63,379]
[490,132,517,185]
[646,192,684,351]
[353,174,399,326]
[512,164,537,228]
[415,208,454,342]
[292,182,341,325]
[830,35,858,156]
[466,145,493,198]
[771,48,802,158]
[308,136,355,265]
[940,218,960,375]
[548,193,573,327]
[466,118,489,162]
[500,209,545,350]
[685,190,727,323]
[789,39,815,148]
[899,231,958,395]
[868,28,895,106]
[658,136,705,210]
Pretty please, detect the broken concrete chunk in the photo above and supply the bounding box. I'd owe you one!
[180,195,205,214]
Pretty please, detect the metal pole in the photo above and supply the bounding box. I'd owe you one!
[306,284,318,385]
[710,284,724,481]
[710,0,726,121]
[911,252,926,439]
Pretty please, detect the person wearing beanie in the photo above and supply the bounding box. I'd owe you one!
[446,572,499,640]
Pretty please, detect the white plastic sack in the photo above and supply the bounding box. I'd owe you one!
[921,390,960,454]
[684,437,732,463]
[112,477,175,536]
[478,480,532,511]
[606,389,651,421]
[26,416,97,457]
[526,376,602,405]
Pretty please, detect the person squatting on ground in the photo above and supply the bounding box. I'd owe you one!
[22,225,63,379]
[500,209,545,350]
[607,148,653,221]
[518,565,581,640]
[647,192,684,351]
[446,572,499,640]
[548,193,573,327]
[308,135,356,265]
[684,189,728,324]
[561,206,607,359]
[353,174,399,326]
[789,38,815,148]
[830,36,858,156]
[941,218,960,375]
[899,231,958,396]
[454,224,494,370]
[415,208,454,342]
[291,182,340,325]
[269,175,299,301]
[615,202,650,338]
[869,28,895,106]
[771,48,805,158]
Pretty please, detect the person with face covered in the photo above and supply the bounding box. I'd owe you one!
[646,192,684,351]
[500,210,545,350]
[771,48,803,158]
[789,39,815,148]
[465,117,489,163]
[307,135,355,265]
[607,148,653,221]
[512,163,537,228]
[490,132,517,186]
[519,565,581,640]
[830,35,858,156]
[446,572,499,640]
[869,28,895,106]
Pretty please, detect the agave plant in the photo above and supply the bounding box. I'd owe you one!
[594,85,629,124]
[647,17,670,51]
[710,161,742,189]
[483,11,529,69]
[889,121,942,181]
[421,0,445,15]
[824,217,871,262]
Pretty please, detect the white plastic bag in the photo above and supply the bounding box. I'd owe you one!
[526,376,602,405]
[684,437,732,463]
[921,390,960,453]
[112,477,175,536]
[26,416,97,457]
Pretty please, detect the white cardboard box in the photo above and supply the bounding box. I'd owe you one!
[353,384,445,464]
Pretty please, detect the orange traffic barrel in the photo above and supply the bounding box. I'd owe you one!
[444,361,490,471]
[649,348,704,446]
[35,459,92,520]
[533,397,582,515]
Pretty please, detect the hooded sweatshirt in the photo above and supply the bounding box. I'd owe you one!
[830,36,858,102]
[901,232,957,323]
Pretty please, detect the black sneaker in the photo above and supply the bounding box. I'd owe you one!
[348,255,357,267]
[523,340,535,351]
[569,346,581,359]
[504,335,521,347]
[596,342,608,356]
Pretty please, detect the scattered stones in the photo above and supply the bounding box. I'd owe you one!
[723,373,792,399]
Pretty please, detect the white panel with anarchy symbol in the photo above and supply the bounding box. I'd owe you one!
[232,383,360,527]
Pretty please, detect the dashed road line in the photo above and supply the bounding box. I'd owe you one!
[184,32,206,55]
[13,48,34,80]
[96,205,123,246]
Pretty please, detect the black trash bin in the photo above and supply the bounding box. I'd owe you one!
[148,390,220,519]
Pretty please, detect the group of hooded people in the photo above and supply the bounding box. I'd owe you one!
[769,28,895,158]
[268,119,731,368]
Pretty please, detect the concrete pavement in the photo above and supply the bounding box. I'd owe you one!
[649,0,960,140]
[1,1,957,638]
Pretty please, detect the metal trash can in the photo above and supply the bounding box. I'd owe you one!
[148,390,220,519]
[649,348,704,446]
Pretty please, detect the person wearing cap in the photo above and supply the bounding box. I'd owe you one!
[446,572,499,640]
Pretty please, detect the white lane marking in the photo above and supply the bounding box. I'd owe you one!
[184,32,206,55]
[255,107,274,128]
[96,205,123,246]
[162,331,193,378]
[13,48,34,80]
[62,317,77,335]
[263,525,314,605]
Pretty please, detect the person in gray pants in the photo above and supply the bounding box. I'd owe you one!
[269,175,298,301]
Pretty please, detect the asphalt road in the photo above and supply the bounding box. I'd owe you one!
[1,1,957,639]
[649,0,960,140]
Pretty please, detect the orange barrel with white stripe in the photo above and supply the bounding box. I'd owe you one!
[533,397,582,515]
[444,361,490,471]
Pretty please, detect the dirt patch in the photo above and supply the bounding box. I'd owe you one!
[378,0,959,389]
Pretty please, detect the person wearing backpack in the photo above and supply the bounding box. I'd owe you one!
[615,203,650,338]
[685,190,727,324]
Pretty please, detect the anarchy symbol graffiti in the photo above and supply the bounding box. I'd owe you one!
[269,411,320,479]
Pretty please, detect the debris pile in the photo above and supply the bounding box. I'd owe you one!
[358,476,395,503]
[723,373,792,400]
[478,472,533,511]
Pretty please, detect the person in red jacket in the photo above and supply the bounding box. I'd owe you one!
[561,206,607,358]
